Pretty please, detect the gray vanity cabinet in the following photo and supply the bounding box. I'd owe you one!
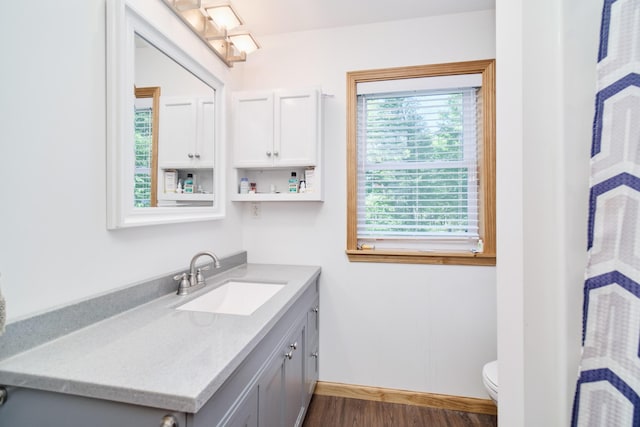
[0,277,319,427]
[190,278,319,427]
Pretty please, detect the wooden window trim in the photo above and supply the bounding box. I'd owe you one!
[346,60,496,266]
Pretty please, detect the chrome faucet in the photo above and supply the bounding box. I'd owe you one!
[174,251,221,296]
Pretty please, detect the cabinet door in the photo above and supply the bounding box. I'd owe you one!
[305,300,320,399]
[305,341,319,402]
[259,351,285,427]
[274,89,319,167]
[222,387,258,427]
[307,299,319,344]
[284,325,306,427]
[258,322,306,427]
[159,96,198,168]
[233,91,274,167]
[196,97,215,167]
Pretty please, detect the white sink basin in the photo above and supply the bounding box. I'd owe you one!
[175,281,285,315]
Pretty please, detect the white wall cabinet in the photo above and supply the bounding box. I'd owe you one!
[232,88,323,201]
[233,89,319,168]
[157,96,215,205]
[159,96,215,169]
[232,91,275,168]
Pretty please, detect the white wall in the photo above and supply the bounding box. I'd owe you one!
[0,0,244,321]
[233,11,497,398]
[495,0,600,425]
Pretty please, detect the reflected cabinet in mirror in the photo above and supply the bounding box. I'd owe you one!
[107,0,225,229]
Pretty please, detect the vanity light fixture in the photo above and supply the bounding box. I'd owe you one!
[228,33,259,54]
[162,0,260,67]
[205,4,242,31]
[173,0,201,12]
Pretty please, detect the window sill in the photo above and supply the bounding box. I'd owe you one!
[345,249,496,266]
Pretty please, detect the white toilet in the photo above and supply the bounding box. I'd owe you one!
[482,360,498,403]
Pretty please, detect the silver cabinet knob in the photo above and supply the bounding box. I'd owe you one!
[285,341,298,360]
[266,151,272,156]
[188,153,194,158]
[0,386,7,406]
[273,151,279,156]
[312,306,319,313]
[195,153,201,158]
[160,414,179,427]
[311,352,319,358]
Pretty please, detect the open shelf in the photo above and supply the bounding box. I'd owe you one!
[231,192,322,202]
[158,193,214,202]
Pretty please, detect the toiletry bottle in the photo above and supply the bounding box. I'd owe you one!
[288,172,299,193]
[299,180,306,193]
[304,167,315,192]
[184,173,195,193]
[240,177,249,194]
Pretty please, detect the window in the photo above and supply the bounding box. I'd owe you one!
[346,60,495,265]
[133,87,160,208]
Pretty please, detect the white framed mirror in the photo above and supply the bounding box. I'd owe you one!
[106,0,226,229]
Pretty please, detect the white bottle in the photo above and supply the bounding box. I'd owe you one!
[240,177,249,194]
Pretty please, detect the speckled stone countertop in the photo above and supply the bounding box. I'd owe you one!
[0,263,320,413]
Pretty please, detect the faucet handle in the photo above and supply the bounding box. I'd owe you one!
[174,273,190,295]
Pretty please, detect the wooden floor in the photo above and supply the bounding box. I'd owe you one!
[302,395,498,427]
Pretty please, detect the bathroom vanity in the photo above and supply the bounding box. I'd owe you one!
[0,262,320,427]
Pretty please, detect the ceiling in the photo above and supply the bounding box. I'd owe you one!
[228,0,496,36]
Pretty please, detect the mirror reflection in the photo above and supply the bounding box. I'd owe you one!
[134,34,215,208]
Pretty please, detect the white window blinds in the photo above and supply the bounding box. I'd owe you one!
[356,82,482,252]
[134,98,153,208]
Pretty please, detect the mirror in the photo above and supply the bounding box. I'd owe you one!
[107,0,225,229]
[134,34,215,208]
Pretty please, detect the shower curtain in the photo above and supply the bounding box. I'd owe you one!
[572,0,640,425]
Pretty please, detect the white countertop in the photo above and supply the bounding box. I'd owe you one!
[0,263,320,413]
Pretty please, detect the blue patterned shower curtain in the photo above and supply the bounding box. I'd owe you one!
[572,0,640,425]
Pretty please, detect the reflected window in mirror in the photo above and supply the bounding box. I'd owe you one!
[134,86,160,207]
